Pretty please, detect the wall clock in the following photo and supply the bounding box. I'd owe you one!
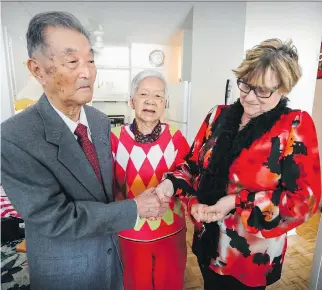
[149,49,165,67]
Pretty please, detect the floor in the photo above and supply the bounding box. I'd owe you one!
[184,212,321,290]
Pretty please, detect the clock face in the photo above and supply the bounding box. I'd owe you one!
[149,50,165,67]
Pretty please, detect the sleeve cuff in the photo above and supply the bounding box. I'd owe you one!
[134,213,140,227]
[188,196,199,210]
[163,174,179,193]
[133,198,140,227]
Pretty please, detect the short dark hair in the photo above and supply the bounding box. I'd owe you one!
[26,11,90,58]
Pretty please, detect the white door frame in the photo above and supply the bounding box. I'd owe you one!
[309,213,322,290]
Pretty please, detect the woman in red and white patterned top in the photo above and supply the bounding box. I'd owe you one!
[111,70,190,290]
[156,39,321,289]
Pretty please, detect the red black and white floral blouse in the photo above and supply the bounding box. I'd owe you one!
[165,99,321,287]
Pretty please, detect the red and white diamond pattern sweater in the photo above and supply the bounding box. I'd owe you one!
[111,124,190,242]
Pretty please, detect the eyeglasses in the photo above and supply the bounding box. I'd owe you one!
[237,78,279,99]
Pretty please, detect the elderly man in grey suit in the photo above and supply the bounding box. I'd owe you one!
[1,11,168,290]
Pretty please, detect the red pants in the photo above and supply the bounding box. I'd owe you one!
[120,228,187,290]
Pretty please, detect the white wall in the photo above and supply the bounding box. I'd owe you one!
[1,21,14,123]
[189,2,246,143]
[1,5,14,184]
[181,29,192,81]
[8,32,29,97]
[244,2,322,115]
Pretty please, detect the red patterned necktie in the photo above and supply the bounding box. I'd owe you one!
[74,123,102,184]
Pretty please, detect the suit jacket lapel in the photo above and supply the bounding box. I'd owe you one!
[85,106,113,202]
[57,130,107,202]
[36,95,107,201]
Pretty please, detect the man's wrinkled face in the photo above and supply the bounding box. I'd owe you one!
[35,26,97,106]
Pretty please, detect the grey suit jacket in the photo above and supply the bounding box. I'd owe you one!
[1,95,137,290]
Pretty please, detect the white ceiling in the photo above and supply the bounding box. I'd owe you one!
[2,1,193,45]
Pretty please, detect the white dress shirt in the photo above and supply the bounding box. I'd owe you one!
[50,104,92,141]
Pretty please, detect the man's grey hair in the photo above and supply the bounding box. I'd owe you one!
[26,11,90,58]
[130,69,168,99]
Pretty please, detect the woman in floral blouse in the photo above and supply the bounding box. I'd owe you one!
[156,38,321,289]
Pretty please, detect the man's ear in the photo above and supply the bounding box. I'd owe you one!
[27,58,46,85]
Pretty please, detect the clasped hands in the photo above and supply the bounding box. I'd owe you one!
[135,179,236,222]
[190,194,236,223]
[134,180,173,220]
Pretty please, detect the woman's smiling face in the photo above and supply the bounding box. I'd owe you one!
[131,76,166,123]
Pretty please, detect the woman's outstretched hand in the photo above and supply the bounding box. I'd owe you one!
[191,195,237,223]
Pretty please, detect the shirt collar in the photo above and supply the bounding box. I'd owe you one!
[49,101,90,135]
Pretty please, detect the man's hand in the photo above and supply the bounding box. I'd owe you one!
[155,179,174,203]
[203,195,236,222]
[135,188,168,219]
